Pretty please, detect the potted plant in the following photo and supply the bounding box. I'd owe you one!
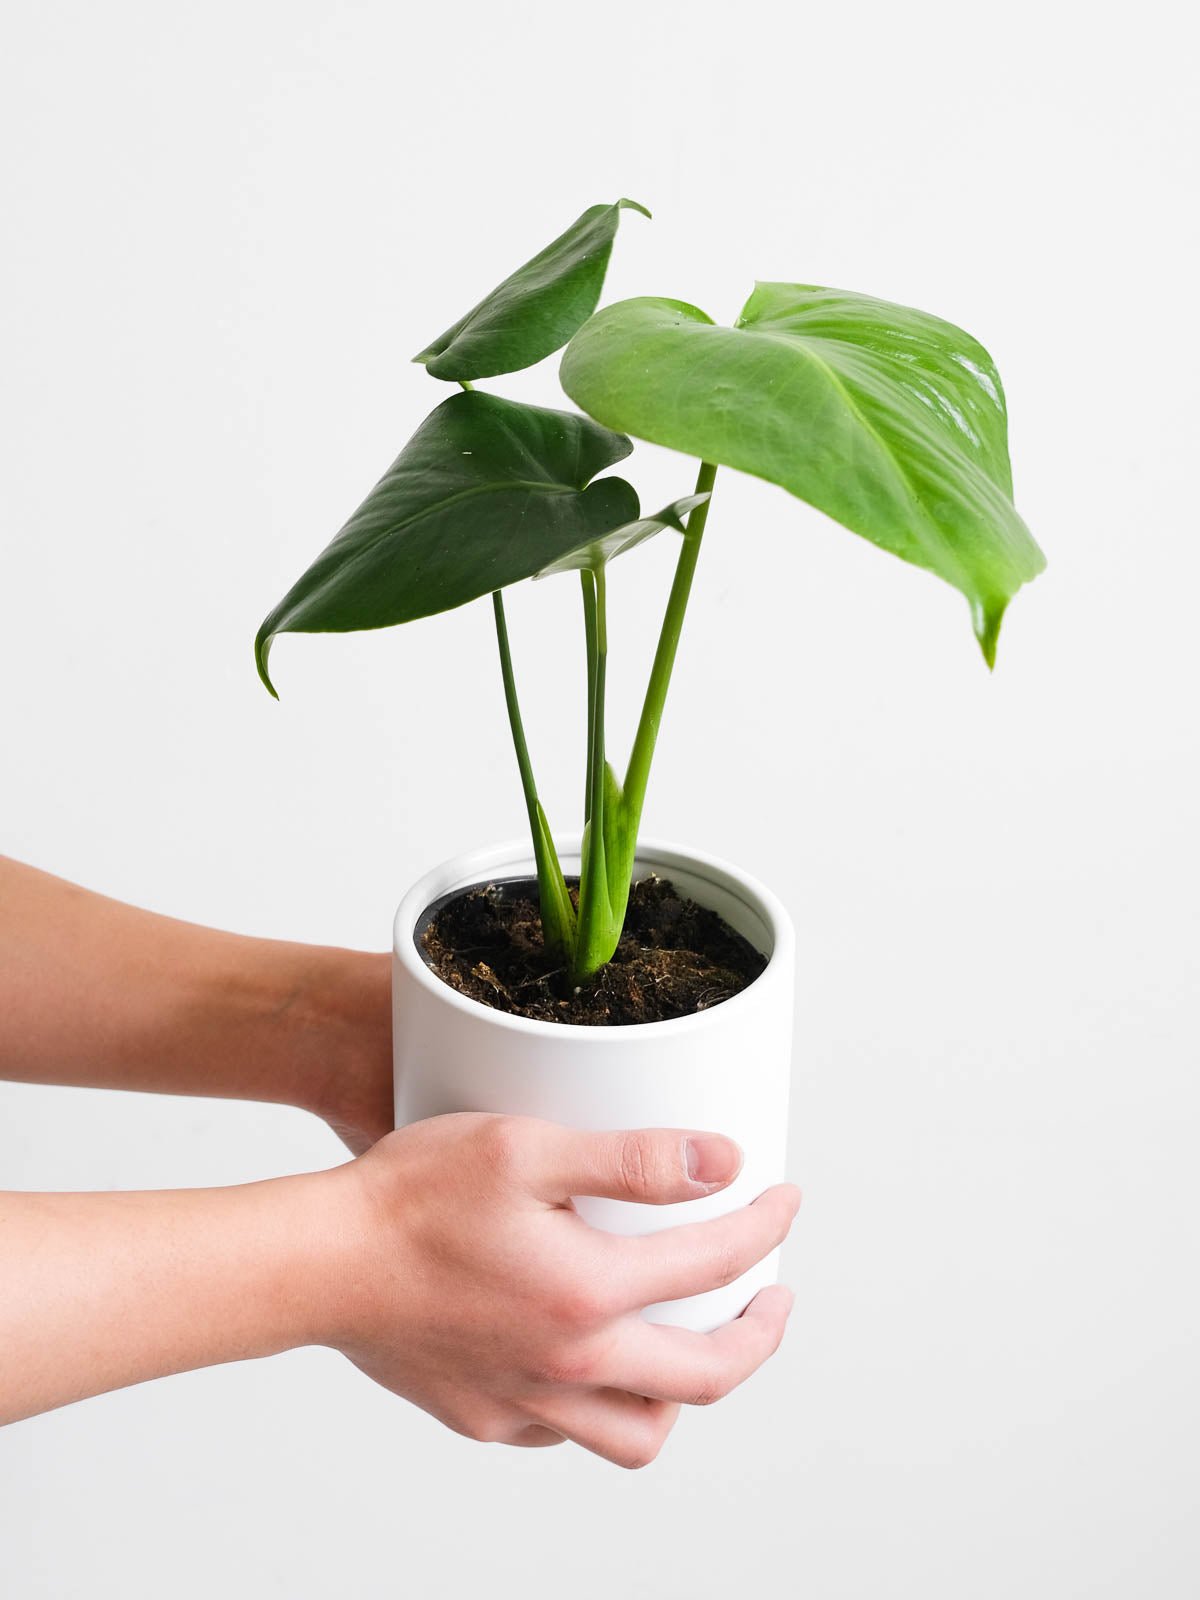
[255,199,1045,1332]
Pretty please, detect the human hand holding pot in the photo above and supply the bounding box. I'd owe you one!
[333,1111,801,1468]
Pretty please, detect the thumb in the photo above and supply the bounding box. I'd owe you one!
[531,1126,743,1205]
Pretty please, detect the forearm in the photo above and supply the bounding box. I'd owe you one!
[0,1173,347,1425]
[0,856,389,1126]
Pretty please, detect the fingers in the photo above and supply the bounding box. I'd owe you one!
[523,1122,743,1205]
[528,1388,680,1470]
[609,1183,801,1309]
[512,1286,794,1460]
[606,1284,795,1405]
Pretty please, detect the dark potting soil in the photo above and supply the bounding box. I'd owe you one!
[419,874,767,1025]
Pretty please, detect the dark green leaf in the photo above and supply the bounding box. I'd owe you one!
[560,284,1045,663]
[255,392,638,695]
[533,492,708,579]
[413,199,650,382]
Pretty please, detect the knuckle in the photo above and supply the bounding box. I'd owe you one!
[619,1416,671,1470]
[478,1115,526,1181]
[691,1371,731,1407]
[547,1276,607,1332]
[532,1319,617,1387]
[534,1337,601,1388]
[460,1415,506,1445]
[536,1346,597,1387]
[616,1131,655,1198]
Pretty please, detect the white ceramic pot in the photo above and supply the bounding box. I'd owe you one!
[392,837,795,1333]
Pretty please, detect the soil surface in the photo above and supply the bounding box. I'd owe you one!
[419,874,767,1025]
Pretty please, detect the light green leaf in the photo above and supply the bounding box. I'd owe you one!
[255,392,638,695]
[560,284,1045,662]
[533,493,708,579]
[413,199,650,383]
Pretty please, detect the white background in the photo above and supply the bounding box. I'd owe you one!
[2,1,1197,1594]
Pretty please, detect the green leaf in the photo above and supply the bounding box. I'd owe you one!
[255,392,638,695]
[560,284,1046,663]
[413,199,650,383]
[533,492,709,580]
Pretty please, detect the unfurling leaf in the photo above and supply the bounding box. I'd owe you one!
[534,493,709,579]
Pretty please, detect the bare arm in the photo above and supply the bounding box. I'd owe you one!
[0,1117,800,1463]
[0,856,392,1151]
[0,1173,333,1424]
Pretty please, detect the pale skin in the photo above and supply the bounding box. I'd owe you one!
[0,857,801,1465]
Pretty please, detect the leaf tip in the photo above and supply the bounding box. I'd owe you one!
[972,597,1005,671]
[617,198,652,220]
[255,629,280,699]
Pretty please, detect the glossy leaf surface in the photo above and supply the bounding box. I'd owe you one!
[413,199,650,382]
[560,284,1045,661]
[255,392,637,694]
[534,492,708,579]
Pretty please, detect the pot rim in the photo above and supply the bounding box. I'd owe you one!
[393,835,794,1042]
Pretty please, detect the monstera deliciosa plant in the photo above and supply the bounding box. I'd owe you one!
[255,199,1045,988]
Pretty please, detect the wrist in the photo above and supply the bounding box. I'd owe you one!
[289,948,394,1150]
[285,1158,384,1354]
[233,1165,367,1356]
[289,946,391,1110]
[189,936,392,1138]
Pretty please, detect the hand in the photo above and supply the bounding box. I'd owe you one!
[323,1113,801,1468]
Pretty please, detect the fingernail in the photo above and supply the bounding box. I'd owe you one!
[684,1135,743,1188]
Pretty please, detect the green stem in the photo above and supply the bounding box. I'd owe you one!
[458,379,475,392]
[493,590,538,827]
[623,461,718,826]
[492,590,575,962]
[586,564,608,838]
[573,565,613,983]
[581,571,598,823]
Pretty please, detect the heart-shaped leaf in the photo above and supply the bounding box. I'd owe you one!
[413,199,650,383]
[560,284,1046,662]
[533,492,709,580]
[255,392,638,695]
